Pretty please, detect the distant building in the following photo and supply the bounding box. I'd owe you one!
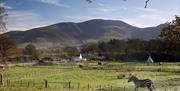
[147,56,154,63]
[71,54,87,62]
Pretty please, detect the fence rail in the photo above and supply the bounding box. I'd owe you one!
[2,79,180,91]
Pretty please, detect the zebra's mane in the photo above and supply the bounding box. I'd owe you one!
[131,75,139,81]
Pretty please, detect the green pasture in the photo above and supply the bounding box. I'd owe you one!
[0,61,180,91]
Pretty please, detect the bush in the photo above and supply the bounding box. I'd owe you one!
[79,64,83,68]
[98,62,102,65]
[117,74,126,79]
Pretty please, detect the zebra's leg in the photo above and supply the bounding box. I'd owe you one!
[147,85,153,91]
[134,87,138,91]
[134,87,136,91]
[137,87,138,91]
[150,88,153,91]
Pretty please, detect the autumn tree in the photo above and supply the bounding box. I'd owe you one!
[0,35,17,64]
[81,42,99,56]
[160,16,180,55]
[23,44,39,59]
[63,46,79,58]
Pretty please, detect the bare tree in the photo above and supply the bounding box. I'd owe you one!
[63,46,79,58]
[144,0,150,8]
[86,0,151,8]
[0,5,8,33]
[86,0,92,3]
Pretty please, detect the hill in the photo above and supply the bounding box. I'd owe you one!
[4,19,166,47]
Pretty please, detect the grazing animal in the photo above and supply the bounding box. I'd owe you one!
[79,64,83,68]
[98,62,102,65]
[128,75,155,91]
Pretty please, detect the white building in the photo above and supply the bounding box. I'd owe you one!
[71,54,87,62]
[147,56,154,63]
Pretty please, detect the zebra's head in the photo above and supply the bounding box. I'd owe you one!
[128,74,138,82]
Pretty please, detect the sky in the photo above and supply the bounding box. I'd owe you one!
[0,0,180,31]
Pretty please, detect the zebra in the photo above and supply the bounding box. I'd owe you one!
[128,74,155,91]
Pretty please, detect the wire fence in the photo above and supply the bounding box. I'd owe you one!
[2,79,180,91]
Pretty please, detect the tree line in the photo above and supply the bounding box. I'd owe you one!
[81,38,179,62]
[0,16,179,63]
[81,16,180,62]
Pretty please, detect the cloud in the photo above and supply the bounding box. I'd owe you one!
[64,15,114,22]
[97,8,116,12]
[64,6,172,28]
[7,10,51,31]
[95,3,127,14]
[123,14,169,28]
[65,13,169,28]
[0,2,12,9]
[121,7,174,28]
[40,0,70,8]
[135,7,163,14]
[97,3,106,7]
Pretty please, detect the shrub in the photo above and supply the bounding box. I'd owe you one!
[79,64,83,68]
[117,74,126,79]
[98,62,102,65]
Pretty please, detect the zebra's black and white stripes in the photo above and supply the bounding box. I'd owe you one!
[128,74,155,91]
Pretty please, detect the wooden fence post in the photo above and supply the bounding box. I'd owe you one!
[68,81,71,89]
[124,86,126,91]
[78,82,80,89]
[6,79,8,86]
[20,80,22,86]
[6,79,9,86]
[45,80,48,88]
[99,85,101,91]
[88,83,90,90]
[110,85,112,91]
[27,81,30,87]
[33,80,35,87]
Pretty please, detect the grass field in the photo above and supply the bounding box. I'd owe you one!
[0,61,180,91]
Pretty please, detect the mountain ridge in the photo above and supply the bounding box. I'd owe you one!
[4,19,167,46]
